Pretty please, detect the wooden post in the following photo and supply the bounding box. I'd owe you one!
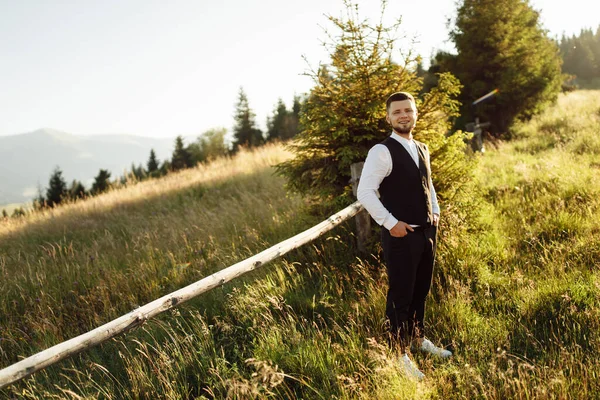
[351,162,371,253]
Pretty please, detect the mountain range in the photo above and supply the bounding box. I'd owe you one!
[0,129,195,206]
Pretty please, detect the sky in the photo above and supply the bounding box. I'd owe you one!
[1,0,598,139]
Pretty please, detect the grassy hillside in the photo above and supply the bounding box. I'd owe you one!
[429,90,600,398]
[1,90,600,399]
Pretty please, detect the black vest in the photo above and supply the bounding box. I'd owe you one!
[379,136,433,226]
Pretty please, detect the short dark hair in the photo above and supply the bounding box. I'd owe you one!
[386,92,415,111]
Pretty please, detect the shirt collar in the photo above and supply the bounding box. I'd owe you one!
[390,131,414,145]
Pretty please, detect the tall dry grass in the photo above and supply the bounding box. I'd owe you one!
[2,91,600,399]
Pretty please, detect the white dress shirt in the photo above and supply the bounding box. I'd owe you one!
[357,132,440,230]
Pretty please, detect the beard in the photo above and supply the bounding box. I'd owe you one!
[392,121,415,134]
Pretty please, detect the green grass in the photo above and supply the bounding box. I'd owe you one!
[426,89,600,398]
[2,91,600,399]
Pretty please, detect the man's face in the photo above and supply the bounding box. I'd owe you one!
[386,99,418,134]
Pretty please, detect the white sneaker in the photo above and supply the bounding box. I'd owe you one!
[400,353,425,381]
[415,338,452,359]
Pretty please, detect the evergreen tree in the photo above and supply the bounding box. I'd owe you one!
[437,0,562,133]
[292,95,302,117]
[289,94,302,137]
[45,167,68,208]
[560,26,600,84]
[276,1,472,209]
[130,163,146,181]
[232,87,264,152]
[266,99,289,141]
[69,180,87,200]
[160,160,171,175]
[147,149,160,174]
[171,135,193,171]
[2,209,8,218]
[266,97,301,142]
[186,140,207,165]
[91,169,111,195]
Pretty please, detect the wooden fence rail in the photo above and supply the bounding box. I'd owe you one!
[0,201,365,389]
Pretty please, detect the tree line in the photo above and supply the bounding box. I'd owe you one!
[3,0,588,218]
[559,26,600,86]
[1,91,303,218]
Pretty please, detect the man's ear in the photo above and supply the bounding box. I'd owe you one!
[385,113,390,124]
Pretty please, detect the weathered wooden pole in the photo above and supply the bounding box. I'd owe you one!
[0,201,364,389]
[350,162,371,253]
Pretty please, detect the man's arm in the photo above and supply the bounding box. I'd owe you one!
[357,145,416,237]
[356,144,398,230]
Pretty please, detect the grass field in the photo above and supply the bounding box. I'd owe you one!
[1,90,599,399]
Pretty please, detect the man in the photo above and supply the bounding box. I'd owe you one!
[357,92,451,381]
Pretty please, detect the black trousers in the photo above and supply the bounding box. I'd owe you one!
[381,225,437,350]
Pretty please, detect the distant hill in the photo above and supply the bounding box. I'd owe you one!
[0,129,194,205]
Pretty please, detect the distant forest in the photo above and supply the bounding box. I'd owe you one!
[560,26,600,87]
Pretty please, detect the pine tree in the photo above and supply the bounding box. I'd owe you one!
[276,1,472,209]
[232,87,264,152]
[292,95,301,117]
[147,149,159,174]
[69,180,87,200]
[171,136,193,171]
[438,0,562,133]
[91,169,111,195]
[288,94,302,138]
[130,163,146,180]
[267,97,302,142]
[160,160,171,175]
[2,209,8,218]
[266,99,289,141]
[45,166,68,208]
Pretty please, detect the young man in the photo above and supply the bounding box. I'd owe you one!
[357,92,451,380]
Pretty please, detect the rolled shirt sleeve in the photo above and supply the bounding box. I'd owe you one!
[357,144,399,230]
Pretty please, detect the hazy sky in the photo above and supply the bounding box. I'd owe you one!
[1,0,597,139]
